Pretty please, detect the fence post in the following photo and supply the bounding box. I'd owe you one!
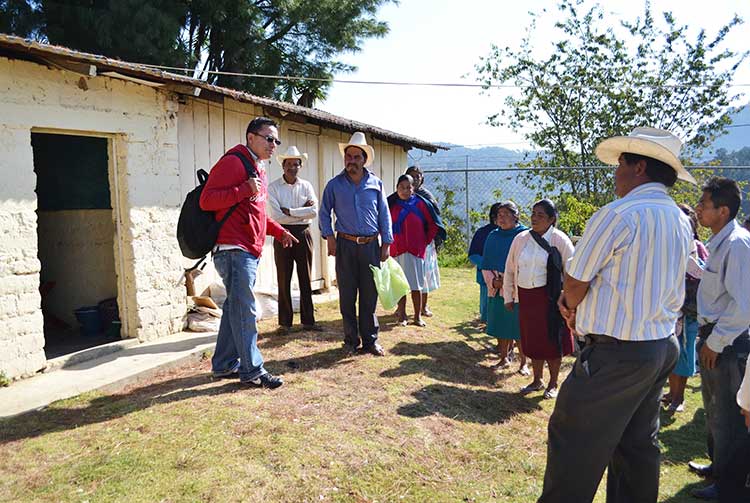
[464,165,470,246]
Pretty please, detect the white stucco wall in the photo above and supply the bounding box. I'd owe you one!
[0,56,186,379]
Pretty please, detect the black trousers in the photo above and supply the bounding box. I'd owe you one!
[539,334,679,503]
[273,225,315,327]
[697,339,748,483]
[718,434,750,503]
[335,236,379,348]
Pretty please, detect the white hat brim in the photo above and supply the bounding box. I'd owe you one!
[339,143,375,167]
[595,137,697,185]
[277,152,308,164]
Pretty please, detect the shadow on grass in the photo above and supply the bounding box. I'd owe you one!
[259,313,403,352]
[397,383,541,424]
[268,346,357,374]
[0,373,238,444]
[660,482,707,503]
[660,408,709,466]
[258,319,344,350]
[381,340,514,387]
[451,319,497,354]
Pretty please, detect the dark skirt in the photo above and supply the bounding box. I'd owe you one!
[518,286,574,360]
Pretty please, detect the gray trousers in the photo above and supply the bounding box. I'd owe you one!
[697,339,748,482]
[539,334,679,503]
[335,236,380,348]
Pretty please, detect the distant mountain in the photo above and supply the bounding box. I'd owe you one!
[408,143,531,170]
[707,103,750,154]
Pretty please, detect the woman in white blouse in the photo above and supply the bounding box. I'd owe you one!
[503,199,575,399]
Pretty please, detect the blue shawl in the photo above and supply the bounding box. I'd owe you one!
[392,195,426,235]
[480,224,528,272]
[468,223,497,258]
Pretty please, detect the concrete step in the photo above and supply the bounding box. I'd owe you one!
[0,331,217,419]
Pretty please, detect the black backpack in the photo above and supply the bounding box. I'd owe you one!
[177,152,257,260]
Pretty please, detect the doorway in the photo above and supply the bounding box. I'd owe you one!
[32,132,121,359]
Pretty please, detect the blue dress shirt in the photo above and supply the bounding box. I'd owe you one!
[319,169,393,244]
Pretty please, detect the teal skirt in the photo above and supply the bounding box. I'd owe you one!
[486,294,521,340]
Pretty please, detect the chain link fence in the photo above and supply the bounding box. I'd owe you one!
[421,165,750,259]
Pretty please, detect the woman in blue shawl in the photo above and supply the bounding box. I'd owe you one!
[481,201,528,373]
[468,203,502,322]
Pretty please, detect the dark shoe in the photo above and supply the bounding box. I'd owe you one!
[303,324,325,332]
[342,342,359,355]
[688,461,713,478]
[276,325,292,335]
[240,373,283,389]
[690,483,718,500]
[212,361,240,379]
[362,343,385,356]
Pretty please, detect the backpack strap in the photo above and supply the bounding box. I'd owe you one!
[224,151,259,179]
[214,151,260,225]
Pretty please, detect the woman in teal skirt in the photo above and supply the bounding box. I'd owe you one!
[481,201,528,372]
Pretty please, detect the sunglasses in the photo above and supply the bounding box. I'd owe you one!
[251,132,281,146]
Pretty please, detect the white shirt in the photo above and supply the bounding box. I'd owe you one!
[567,183,693,341]
[267,176,318,226]
[739,362,750,412]
[517,226,555,289]
[503,227,575,302]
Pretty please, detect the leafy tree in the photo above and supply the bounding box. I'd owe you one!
[0,0,393,103]
[713,146,750,166]
[475,0,747,206]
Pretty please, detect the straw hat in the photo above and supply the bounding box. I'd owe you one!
[277,145,308,165]
[595,127,696,184]
[339,131,375,167]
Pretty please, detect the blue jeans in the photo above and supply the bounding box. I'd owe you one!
[212,249,266,381]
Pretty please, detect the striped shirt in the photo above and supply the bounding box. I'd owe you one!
[568,183,693,341]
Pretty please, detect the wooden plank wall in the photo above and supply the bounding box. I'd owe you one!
[178,98,410,295]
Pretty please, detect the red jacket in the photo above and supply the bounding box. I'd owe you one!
[199,145,285,257]
[389,197,438,259]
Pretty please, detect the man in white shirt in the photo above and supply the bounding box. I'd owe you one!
[688,177,750,501]
[267,146,321,333]
[539,127,695,503]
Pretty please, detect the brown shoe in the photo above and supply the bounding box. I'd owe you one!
[362,343,385,356]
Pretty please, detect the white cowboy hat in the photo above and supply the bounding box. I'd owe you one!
[277,145,308,165]
[339,131,375,167]
[595,126,696,184]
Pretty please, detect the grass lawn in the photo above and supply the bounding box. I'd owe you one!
[0,268,710,502]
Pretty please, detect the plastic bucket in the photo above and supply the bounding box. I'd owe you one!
[74,307,102,337]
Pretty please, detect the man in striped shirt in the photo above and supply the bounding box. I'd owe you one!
[538,127,696,503]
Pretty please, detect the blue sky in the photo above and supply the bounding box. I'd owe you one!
[320,0,750,149]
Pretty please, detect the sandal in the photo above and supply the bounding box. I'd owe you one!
[517,365,531,376]
[421,307,434,318]
[520,381,545,395]
[397,319,408,327]
[543,387,559,399]
[413,319,426,327]
[667,402,685,413]
[495,358,512,369]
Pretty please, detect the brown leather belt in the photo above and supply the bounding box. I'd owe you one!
[337,232,378,244]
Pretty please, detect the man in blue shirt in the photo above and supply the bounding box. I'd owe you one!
[319,132,393,356]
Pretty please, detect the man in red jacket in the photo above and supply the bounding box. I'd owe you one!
[199,117,297,389]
